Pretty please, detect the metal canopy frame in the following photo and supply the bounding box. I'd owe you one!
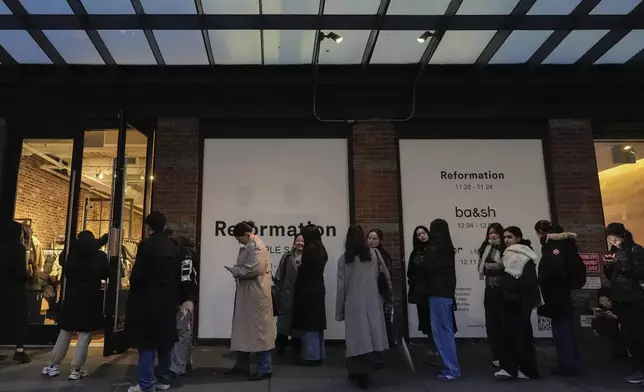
[0,0,643,68]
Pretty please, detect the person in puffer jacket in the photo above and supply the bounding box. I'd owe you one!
[603,222,644,385]
[494,226,541,381]
[535,220,581,376]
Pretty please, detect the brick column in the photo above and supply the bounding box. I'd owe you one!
[352,122,406,331]
[548,119,605,339]
[152,118,200,242]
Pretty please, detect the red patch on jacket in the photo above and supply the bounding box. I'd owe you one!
[553,249,560,255]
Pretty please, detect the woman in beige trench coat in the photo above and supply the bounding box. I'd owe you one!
[224,221,275,381]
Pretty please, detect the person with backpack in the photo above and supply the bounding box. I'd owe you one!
[535,220,586,377]
[167,232,199,378]
[603,223,644,385]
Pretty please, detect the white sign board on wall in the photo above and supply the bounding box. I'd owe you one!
[399,139,552,338]
[199,138,350,340]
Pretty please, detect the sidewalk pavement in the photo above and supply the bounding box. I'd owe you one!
[0,340,638,392]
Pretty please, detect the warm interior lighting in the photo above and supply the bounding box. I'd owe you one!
[624,145,633,151]
[417,31,433,43]
[96,169,105,180]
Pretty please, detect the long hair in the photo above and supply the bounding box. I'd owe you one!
[478,223,505,258]
[429,219,454,254]
[412,225,430,253]
[344,225,371,263]
[301,222,328,262]
[505,226,532,248]
[368,228,393,264]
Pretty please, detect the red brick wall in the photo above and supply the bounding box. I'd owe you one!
[351,122,406,332]
[152,118,200,242]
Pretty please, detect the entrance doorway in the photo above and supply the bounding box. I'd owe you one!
[0,114,154,357]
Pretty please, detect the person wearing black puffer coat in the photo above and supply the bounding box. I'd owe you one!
[603,222,644,385]
[535,220,582,377]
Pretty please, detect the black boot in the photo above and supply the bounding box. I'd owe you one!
[356,374,370,390]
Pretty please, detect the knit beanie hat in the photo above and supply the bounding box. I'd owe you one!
[606,222,626,237]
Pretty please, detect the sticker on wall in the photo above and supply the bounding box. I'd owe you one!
[580,253,600,272]
[583,276,602,290]
[580,315,594,328]
[399,139,552,338]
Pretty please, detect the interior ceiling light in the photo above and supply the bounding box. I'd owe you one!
[320,31,343,43]
[624,145,633,150]
[417,31,433,43]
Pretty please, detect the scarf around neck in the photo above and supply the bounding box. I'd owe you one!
[478,240,502,278]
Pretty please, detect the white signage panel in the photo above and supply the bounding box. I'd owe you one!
[199,138,350,339]
[399,139,552,338]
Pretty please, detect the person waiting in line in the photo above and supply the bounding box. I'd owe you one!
[494,226,541,381]
[603,223,644,385]
[0,221,31,364]
[407,225,436,361]
[477,223,506,369]
[590,286,626,358]
[274,234,305,357]
[126,212,181,392]
[224,220,275,381]
[535,220,585,377]
[336,225,392,390]
[424,219,460,381]
[367,229,396,354]
[41,231,111,380]
[167,232,199,378]
[290,222,328,366]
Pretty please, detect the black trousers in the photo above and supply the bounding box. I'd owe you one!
[615,303,644,371]
[499,304,539,378]
[484,287,504,361]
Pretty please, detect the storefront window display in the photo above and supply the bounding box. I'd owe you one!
[595,141,644,242]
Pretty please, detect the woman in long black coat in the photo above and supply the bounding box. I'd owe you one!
[42,231,111,379]
[0,220,30,363]
[290,223,328,365]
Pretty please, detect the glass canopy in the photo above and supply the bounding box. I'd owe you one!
[0,0,641,66]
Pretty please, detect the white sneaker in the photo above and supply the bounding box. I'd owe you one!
[518,371,529,380]
[155,382,171,390]
[68,369,89,380]
[494,369,513,379]
[42,365,60,377]
[128,385,146,392]
[492,360,500,368]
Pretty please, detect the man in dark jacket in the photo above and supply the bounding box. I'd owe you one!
[126,212,180,392]
[535,221,582,376]
[603,223,644,384]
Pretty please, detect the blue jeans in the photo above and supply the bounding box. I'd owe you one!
[551,317,579,371]
[430,297,460,377]
[236,351,272,374]
[137,348,172,391]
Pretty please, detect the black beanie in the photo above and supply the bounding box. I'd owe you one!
[606,222,626,237]
[145,211,167,233]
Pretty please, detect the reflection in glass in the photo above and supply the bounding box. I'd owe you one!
[14,139,74,326]
[43,30,104,65]
[0,30,51,64]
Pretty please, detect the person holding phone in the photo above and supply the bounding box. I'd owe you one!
[591,286,625,358]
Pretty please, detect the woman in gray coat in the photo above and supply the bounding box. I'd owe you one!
[274,234,305,355]
[336,226,392,390]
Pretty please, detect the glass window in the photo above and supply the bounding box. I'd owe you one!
[590,0,641,14]
[263,0,318,14]
[80,0,135,14]
[140,0,197,14]
[153,30,208,65]
[0,2,11,14]
[325,0,380,14]
[543,30,609,64]
[596,30,644,64]
[14,139,74,325]
[319,30,370,65]
[98,30,157,65]
[489,30,553,64]
[43,30,104,65]
[388,0,451,15]
[208,30,262,64]
[203,0,258,14]
[596,140,644,245]
[457,0,520,15]
[370,30,432,64]
[263,30,316,64]
[19,0,73,14]
[527,0,582,15]
[429,30,496,64]
[0,30,52,64]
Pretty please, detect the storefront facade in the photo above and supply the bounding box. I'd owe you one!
[1,0,644,350]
